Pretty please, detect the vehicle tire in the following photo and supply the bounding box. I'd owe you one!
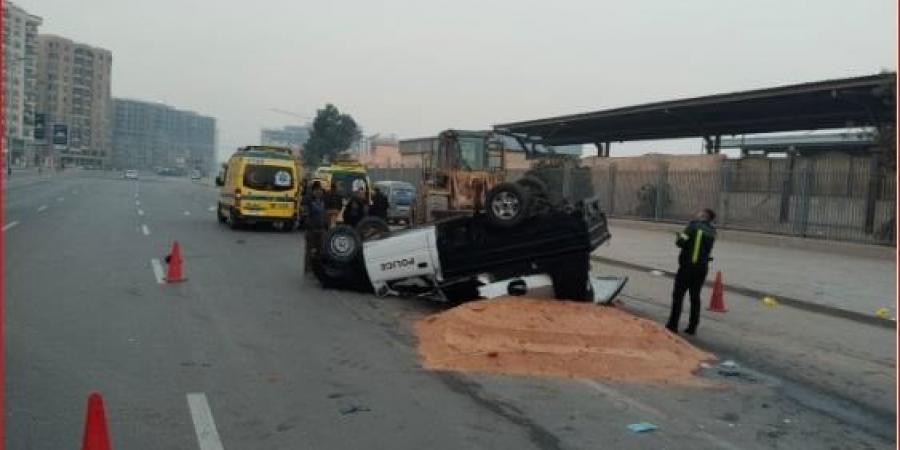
[313,261,345,289]
[485,182,531,228]
[517,176,552,216]
[228,208,242,230]
[356,216,391,242]
[216,203,227,224]
[517,175,549,198]
[323,225,362,263]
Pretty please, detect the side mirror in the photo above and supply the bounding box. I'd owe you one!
[215,176,224,186]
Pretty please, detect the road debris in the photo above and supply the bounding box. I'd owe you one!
[416,297,714,384]
[627,422,658,433]
[761,296,779,308]
[339,405,371,415]
[717,360,741,376]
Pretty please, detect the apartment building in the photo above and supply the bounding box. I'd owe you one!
[112,98,216,174]
[3,2,42,166]
[35,34,112,167]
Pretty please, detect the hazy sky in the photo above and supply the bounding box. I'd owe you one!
[20,0,898,159]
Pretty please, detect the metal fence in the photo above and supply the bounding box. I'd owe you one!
[368,165,897,245]
[368,167,423,187]
[588,165,896,245]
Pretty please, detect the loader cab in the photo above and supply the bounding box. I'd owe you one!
[416,130,508,224]
[430,130,505,173]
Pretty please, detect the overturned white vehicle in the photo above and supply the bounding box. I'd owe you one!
[311,194,627,304]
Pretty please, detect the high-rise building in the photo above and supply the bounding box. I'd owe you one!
[3,2,42,166]
[111,98,216,174]
[35,34,112,167]
[260,125,310,154]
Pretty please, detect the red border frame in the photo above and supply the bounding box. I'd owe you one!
[0,3,894,450]
[1,0,8,448]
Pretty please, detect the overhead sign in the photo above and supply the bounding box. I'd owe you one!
[52,124,68,150]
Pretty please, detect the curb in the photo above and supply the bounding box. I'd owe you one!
[590,255,896,330]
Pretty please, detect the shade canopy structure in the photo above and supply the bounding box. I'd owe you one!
[494,73,896,153]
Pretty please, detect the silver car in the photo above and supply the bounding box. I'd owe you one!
[374,180,416,224]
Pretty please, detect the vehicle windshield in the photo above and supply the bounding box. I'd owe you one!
[392,187,415,205]
[330,172,368,197]
[243,165,294,191]
[457,137,485,170]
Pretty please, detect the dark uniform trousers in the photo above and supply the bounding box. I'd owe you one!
[666,264,708,332]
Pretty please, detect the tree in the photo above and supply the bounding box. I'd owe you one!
[303,104,361,166]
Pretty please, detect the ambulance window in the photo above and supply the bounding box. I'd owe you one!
[243,165,294,191]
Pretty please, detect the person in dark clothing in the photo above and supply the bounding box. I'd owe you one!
[303,182,327,230]
[303,183,327,274]
[666,208,717,335]
[322,181,345,228]
[325,181,344,210]
[342,188,368,227]
[370,187,389,220]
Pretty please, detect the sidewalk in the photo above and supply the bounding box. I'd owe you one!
[595,219,897,319]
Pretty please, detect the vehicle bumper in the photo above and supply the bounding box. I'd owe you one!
[387,206,412,219]
[235,209,295,221]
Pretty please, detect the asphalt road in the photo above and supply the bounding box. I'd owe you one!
[6,170,896,449]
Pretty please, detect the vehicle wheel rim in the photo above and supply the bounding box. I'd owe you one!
[491,192,520,219]
[331,235,354,255]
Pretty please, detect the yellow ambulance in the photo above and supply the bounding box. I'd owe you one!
[215,146,302,231]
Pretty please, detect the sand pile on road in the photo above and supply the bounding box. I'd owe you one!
[416,297,714,384]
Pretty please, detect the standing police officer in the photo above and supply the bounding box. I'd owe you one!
[666,208,717,335]
[302,182,327,274]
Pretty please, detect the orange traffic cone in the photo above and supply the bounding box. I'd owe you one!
[707,271,727,312]
[81,392,112,450]
[165,241,186,283]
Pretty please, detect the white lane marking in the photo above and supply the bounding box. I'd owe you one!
[141,224,150,236]
[581,379,741,450]
[208,206,216,212]
[187,393,226,450]
[150,259,165,284]
[137,209,145,216]
[3,221,20,231]
[37,205,48,213]
[135,200,141,206]
[57,197,64,202]
[184,211,191,216]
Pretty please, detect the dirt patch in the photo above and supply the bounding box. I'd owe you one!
[415,297,714,384]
